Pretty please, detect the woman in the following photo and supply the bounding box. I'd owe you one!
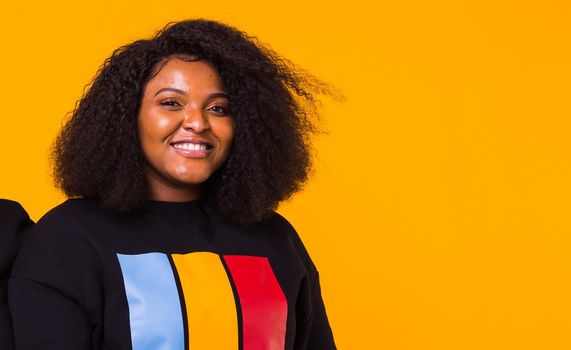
[8,19,336,349]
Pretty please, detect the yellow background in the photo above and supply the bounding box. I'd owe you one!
[1,0,571,349]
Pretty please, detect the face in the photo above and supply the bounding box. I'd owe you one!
[138,58,234,201]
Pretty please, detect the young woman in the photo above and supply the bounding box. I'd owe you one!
[8,19,336,349]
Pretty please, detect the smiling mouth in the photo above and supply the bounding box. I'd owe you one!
[172,142,212,151]
[171,142,213,158]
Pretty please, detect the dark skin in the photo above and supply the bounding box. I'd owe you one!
[138,58,234,201]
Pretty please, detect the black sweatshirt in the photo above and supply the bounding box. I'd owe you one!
[1,200,33,350]
[8,198,336,350]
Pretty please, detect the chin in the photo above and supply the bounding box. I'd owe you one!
[175,173,212,186]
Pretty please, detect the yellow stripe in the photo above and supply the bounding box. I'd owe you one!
[171,252,238,350]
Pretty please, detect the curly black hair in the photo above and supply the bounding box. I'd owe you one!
[52,19,332,225]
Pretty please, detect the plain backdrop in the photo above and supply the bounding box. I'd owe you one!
[2,1,571,349]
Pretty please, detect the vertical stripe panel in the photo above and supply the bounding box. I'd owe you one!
[224,255,288,350]
[117,253,185,350]
[172,252,239,350]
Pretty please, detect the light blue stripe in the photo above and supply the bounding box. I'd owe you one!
[117,253,185,350]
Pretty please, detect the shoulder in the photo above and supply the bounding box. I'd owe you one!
[11,199,103,281]
[259,211,317,272]
[0,199,33,236]
[29,198,118,239]
[35,198,101,227]
[261,210,296,233]
[9,200,106,305]
[0,199,33,282]
[0,199,32,253]
[255,210,300,246]
[0,199,30,220]
[0,199,33,240]
[19,198,111,251]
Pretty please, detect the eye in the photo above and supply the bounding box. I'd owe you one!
[159,99,182,108]
[208,105,229,115]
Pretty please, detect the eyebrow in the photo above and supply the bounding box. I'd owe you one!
[153,87,229,100]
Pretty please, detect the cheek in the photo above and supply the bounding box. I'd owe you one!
[156,117,174,132]
[139,111,181,143]
[215,119,235,149]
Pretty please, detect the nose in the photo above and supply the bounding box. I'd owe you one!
[182,107,210,133]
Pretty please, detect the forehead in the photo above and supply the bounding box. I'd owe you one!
[145,59,225,92]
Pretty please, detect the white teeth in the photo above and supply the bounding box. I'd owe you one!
[174,143,207,151]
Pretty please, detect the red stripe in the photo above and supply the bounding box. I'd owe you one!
[224,255,288,350]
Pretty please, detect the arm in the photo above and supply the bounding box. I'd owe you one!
[304,271,336,350]
[9,278,92,349]
[294,270,337,350]
[270,213,337,350]
[0,200,33,350]
[7,208,99,350]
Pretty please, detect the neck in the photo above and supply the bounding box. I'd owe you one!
[146,173,204,202]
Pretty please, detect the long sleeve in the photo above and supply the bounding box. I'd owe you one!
[8,278,92,349]
[7,208,101,350]
[270,213,337,350]
[0,200,33,350]
[304,271,336,350]
[293,269,336,350]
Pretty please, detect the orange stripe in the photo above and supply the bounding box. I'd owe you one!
[172,252,238,350]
